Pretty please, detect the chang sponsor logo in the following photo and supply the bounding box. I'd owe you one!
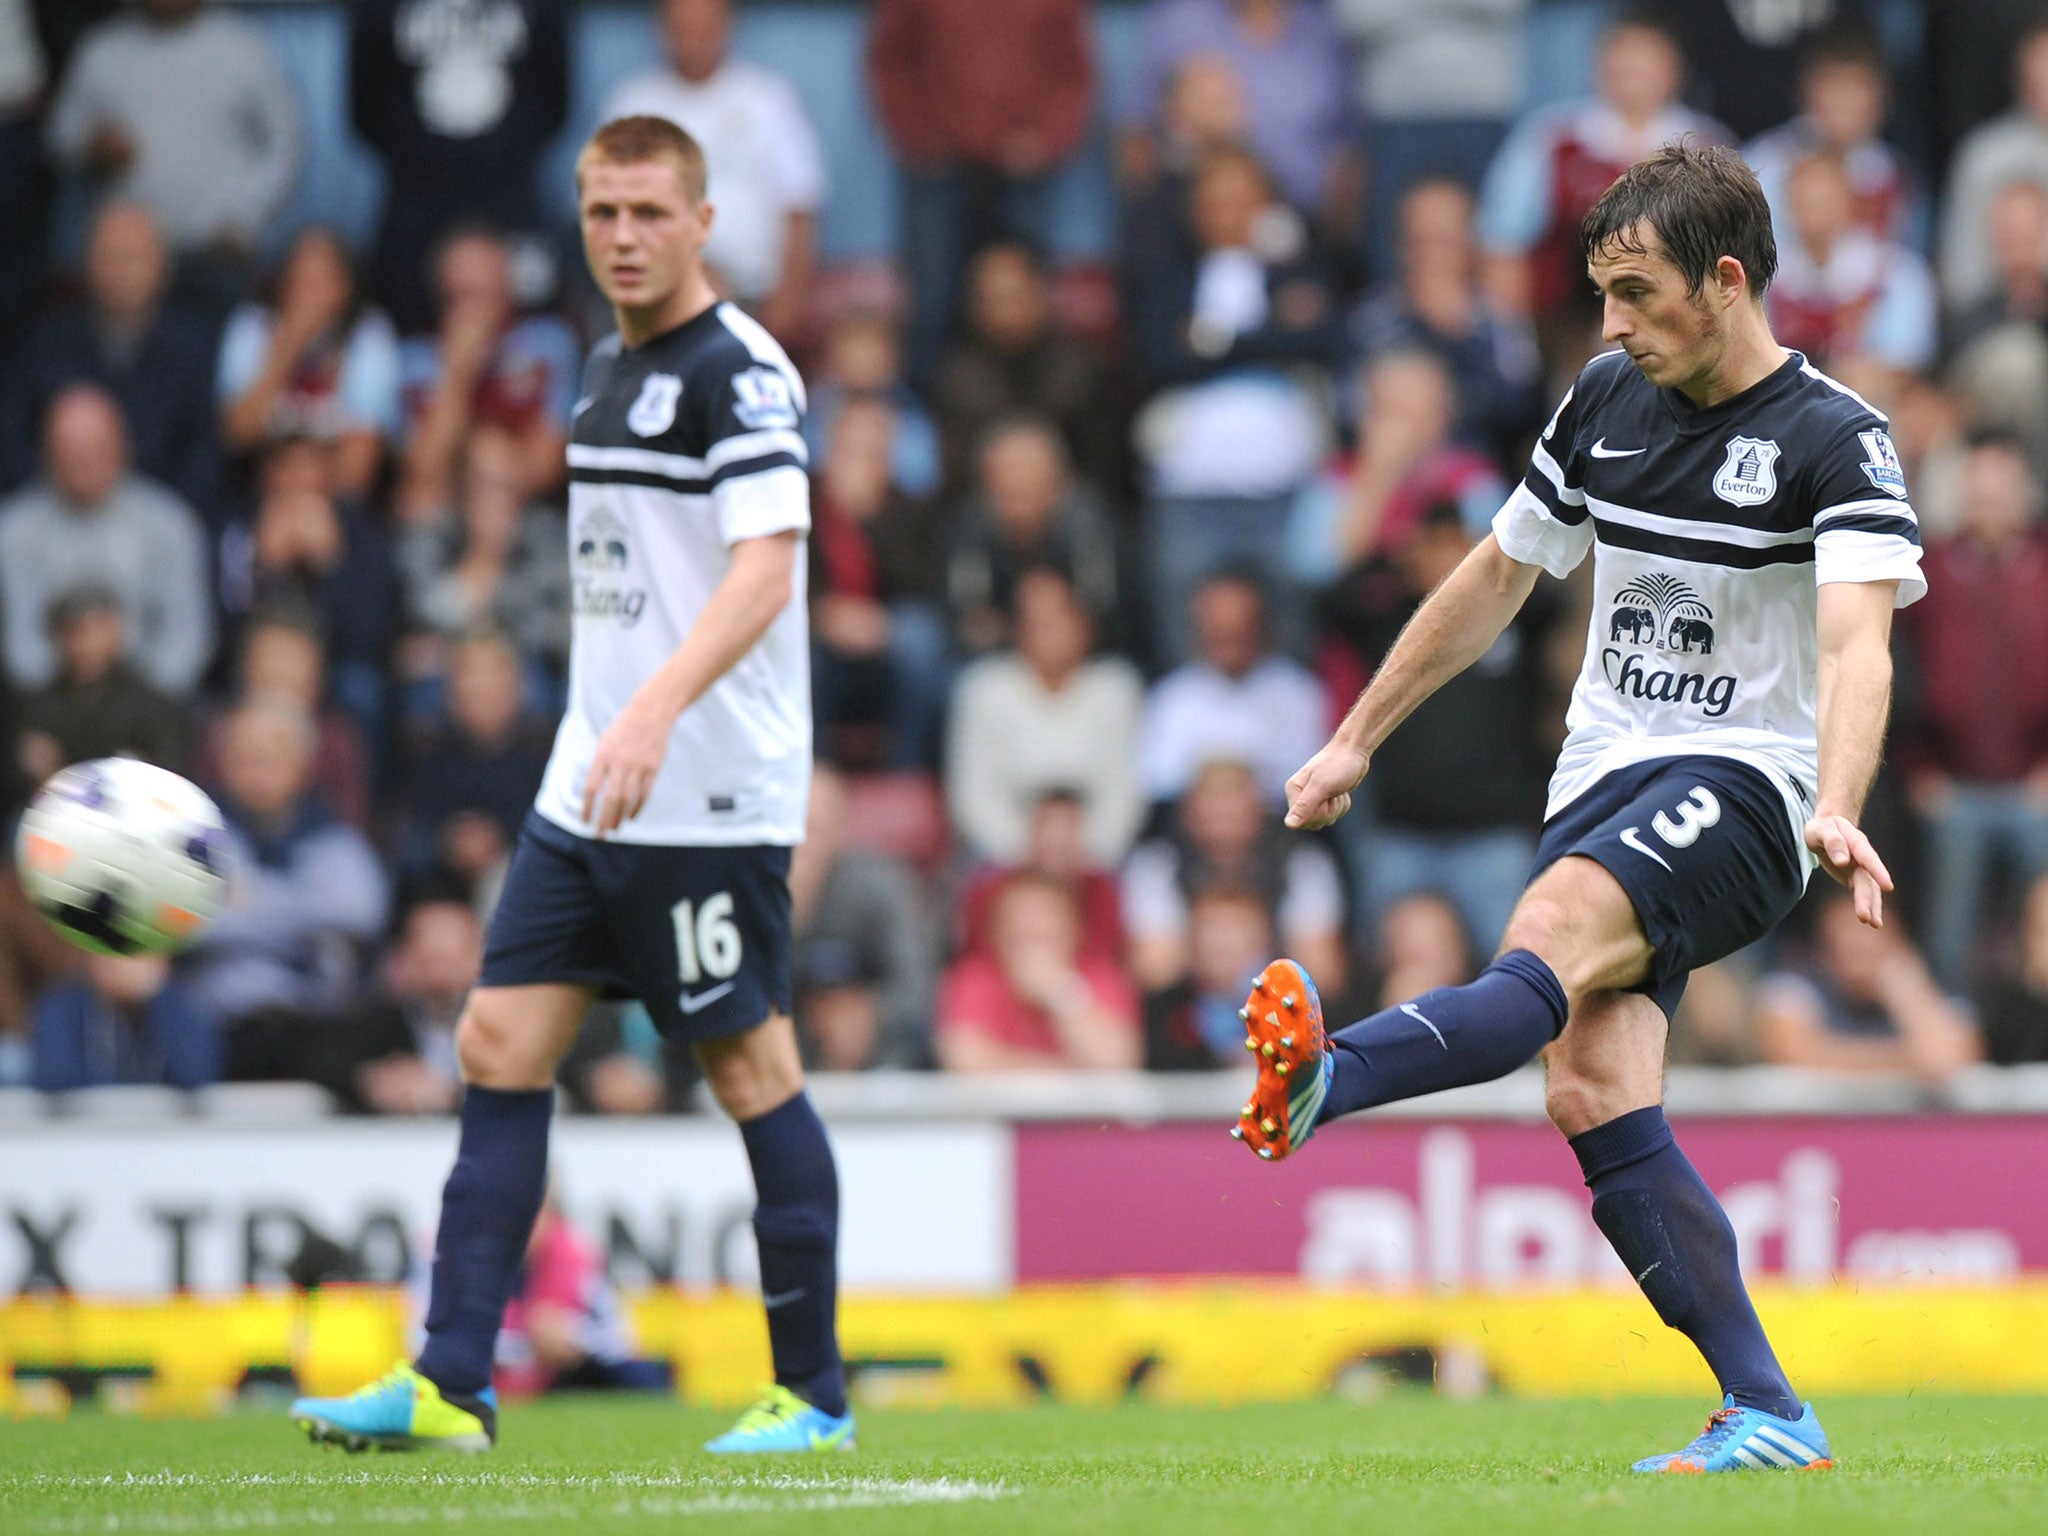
[1601,572,1737,717]
[572,506,647,625]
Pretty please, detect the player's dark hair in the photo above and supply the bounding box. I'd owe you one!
[1581,141,1779,299]
[579,115,708,204]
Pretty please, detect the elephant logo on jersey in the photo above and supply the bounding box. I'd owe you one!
[1602,573,1734,716]
[626,372,683,437]
[1713,436,1781,507]
[574,507,630,571]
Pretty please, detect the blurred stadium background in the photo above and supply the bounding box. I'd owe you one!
[6,0,2048,1421]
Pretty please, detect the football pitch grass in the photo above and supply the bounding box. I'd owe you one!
[5,1394,2045,1536]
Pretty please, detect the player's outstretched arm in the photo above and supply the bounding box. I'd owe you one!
[582,529,801,837]
[1807,579,1901,927]
[1285,535,1540,829]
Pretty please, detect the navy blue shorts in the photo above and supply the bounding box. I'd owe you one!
[1529,755,1809,1019]
[479,811,793,1042]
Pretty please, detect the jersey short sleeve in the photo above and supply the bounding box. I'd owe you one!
[702,359,811,547]
[1808,419,1926,607]
[1492,365,1599,579]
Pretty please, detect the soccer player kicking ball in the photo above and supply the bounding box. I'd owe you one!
[1237,143,1923,1474]
[292,117,852,1455]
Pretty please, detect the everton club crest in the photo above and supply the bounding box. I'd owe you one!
[1713,435,1780,507]
[627,372,683,437]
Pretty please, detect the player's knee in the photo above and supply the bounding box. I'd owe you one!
[696,1018,803,1121]
[456,999,552,1090]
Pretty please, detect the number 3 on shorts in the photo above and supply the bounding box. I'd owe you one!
[672,893,742,983]
[1651,786,1721,848]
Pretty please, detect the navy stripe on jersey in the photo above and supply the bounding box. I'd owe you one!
[1818,512,1920,541]
[1591,513,1815,569]
[1524,440,1590,526]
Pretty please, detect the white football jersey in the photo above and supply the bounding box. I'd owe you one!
[1495,349,1925,859]
[534,302,811,846]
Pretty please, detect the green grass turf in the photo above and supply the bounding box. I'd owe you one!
[4,1394,2044,1536]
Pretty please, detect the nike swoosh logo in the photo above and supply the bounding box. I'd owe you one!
[1619,827,1673,871]
[1400,1003,1448,1050]
[1589,439,1646,458]
[763,1288,807,1309]
[678,980,737,1014]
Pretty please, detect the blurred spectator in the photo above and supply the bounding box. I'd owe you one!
[397,630,552,886]
[1328,0,1528,277]
[944,416,1122,656]
[931,243,1118,498]
[1,200,219,509]
[1976,870,2048,1063]
[0,862,80,1082]
[1362,889,1476,1012]
[0,385,212,697]
[957,787,1127,965]
[14,588,189,787]
[188,695,390,1084]
[946,565,1145,867]
[1320,502,1557,952]
[1143,884,1273,1070]
[45,0,301,313]
[1137,566,1324,808]
[397,424,570,686]
[1477,15,1726,344]
[1118,53,1250,288]
[935,871,1141,1071]
[802,310,941,500]
[604,0,823,338]
[1288,350,1506,585]
[867,0,1094,381]
[1127,145,1341,658]
[1655,2,1883,144]
[396,227,579,521]
[348,0,570,332]
[1347,177,1543,461]
[1124,0,1358,241]
[1898,430,2048,991]
[1887,376,1970,538]
[1744,22,1912,249]
[1949,180,2048,352]
[219,436,397,741]
[492,1197,669,1396]
[1754,890,1980,1084]
[1942,19,2048,312]
[332,891,476,1114]
[30,953,218,1092]
[1123,756,1346,993]
[788,764,935,1071]
[1767,152,1937,394]
[197,609,373,832]
[0,0,50,346]
[218,229,402,503]
[808,395,950,770]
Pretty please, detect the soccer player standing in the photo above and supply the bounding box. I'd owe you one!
[1236,144,1922,1473]
[292,117,852,1455]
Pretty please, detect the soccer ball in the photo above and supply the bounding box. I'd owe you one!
[13,758,230,957]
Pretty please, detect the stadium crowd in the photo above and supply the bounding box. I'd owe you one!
[4,0,2048,1107]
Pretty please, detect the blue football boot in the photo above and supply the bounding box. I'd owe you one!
[1633,1396,1834,1473]
[290,1363,496,1453]
[705,1384,857,1454]
[1231,959,1334,1161]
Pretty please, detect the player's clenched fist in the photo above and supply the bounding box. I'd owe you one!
[1284,740,1371,831]
[582,693,677,837]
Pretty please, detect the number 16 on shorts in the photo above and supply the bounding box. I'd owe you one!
[673,893,742,984]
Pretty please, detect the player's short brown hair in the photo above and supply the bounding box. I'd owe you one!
[1582,141,1779,299]
[576,116,708,205]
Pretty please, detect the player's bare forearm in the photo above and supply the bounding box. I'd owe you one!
[581,530,798,834]
[1807,579,1901,925]
[1285,537,1536,830]
[1335,535,1539,755]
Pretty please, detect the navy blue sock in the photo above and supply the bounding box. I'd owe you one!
[1324,950,1568,1118]
[1571,1106,1799,1418]
[415,1086,553,1398]
[740,1092,846,1418]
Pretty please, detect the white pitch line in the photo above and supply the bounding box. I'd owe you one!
[20,1475,1012,1534]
